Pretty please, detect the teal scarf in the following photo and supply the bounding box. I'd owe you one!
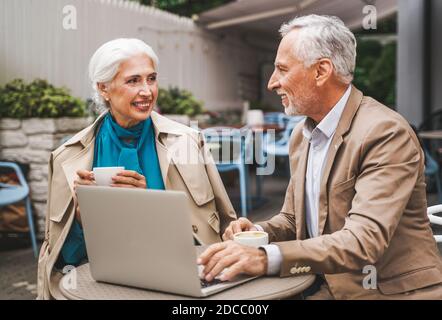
[93,113,165,190]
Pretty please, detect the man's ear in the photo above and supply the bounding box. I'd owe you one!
[315,58,334,86]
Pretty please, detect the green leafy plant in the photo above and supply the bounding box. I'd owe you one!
[353,39,397,108]
[0,78,87,118]
[157,87,204,116]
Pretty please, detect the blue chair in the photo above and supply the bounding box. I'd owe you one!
[264,112,284,125]
[262,115,305,159]
[255,116,305,195]
[202,127,253,217]
[0,162,38,257]
[424,149,442,203]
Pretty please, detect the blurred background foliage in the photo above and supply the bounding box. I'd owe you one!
[0,79,87,118]
[353,14,397,108]
[157,86,204,116]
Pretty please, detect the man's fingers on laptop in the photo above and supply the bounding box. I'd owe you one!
[219,263,243,282]
[202,249,231,278]
[197,241,228,265]
[220,248,267,281]
[205,255,238,282]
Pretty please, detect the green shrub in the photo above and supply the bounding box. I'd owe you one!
[157,87,204,116]
[0,78,87,118]
[353,39,396,108]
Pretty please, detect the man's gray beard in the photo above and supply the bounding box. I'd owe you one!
[284,104,298,116]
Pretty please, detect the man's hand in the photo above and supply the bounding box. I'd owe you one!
[197,240,268,282]
[111,170,146,189]
[222,217,257,241]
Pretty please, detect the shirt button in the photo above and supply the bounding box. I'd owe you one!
[192,225,198,233]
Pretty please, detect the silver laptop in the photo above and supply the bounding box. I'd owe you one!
[76,185,257,297]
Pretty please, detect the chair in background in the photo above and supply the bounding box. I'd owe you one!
[255,116,305,196]
[264,112,283,125]
[262,115,304,164]
[418,109,442,163]
[426,205,442,243]
[202,127,253,217]
[424,148,442,203]
[0,162,38,257]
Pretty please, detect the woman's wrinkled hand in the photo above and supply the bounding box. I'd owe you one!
[73,170,96,225]
[110,170,146,189]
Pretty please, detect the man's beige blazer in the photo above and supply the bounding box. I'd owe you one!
[258,86,442,299]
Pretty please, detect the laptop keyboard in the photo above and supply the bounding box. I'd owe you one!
[200,278,225,288]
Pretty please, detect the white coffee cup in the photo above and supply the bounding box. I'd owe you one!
[246,110,264,127]
[93,167,124,186]
[233,231,269,248]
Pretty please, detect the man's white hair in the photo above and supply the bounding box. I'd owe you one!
[88,38,159,112]
[279,15,357,84]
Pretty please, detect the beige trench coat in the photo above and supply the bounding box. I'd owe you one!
[37,111,237,299]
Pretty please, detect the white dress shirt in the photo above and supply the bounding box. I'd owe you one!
[258,85,352,275]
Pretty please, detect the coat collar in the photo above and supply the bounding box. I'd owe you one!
[64,110,184,147]
[295,85,363,238]
[317,85,363,235]
[61,110,185,194]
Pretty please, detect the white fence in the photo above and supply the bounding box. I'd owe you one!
[0,0,268,110]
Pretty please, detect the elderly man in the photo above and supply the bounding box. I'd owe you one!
[198,15,442,299]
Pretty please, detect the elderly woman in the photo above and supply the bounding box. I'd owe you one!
[37,38,237,299]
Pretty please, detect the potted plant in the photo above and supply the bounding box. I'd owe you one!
[156,87,206,126]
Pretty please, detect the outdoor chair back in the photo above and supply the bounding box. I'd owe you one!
[0,162,38,257]
[202,127,253,217]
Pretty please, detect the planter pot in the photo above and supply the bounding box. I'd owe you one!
[0,116,94,238]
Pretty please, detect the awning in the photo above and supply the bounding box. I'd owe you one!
[197,0,398,37]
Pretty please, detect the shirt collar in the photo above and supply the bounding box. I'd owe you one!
[302,85,352,140]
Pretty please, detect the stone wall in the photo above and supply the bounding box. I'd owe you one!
[0,117,93,238]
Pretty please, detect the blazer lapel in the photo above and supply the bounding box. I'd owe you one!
[317,86,364,235]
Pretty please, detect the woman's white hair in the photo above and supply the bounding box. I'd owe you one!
[279,15,357,84]
[88,38,159,112]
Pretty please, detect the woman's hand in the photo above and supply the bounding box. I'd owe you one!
[111,170,146,189]
[73,170,96,225]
